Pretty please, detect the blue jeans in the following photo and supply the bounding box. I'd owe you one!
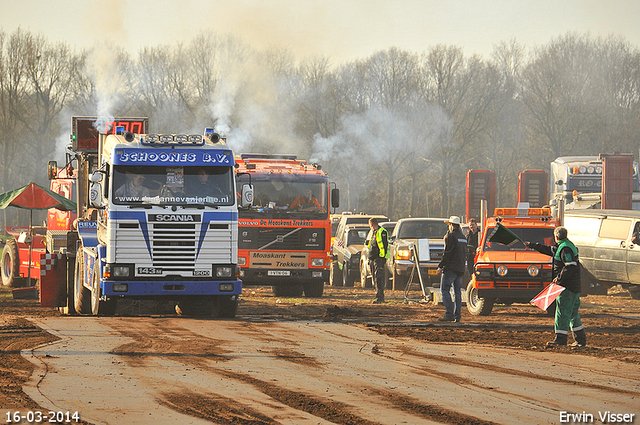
[441,270,463,319]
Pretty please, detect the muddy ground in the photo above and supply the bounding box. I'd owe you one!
[1,284,639,423]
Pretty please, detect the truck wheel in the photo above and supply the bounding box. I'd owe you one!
[217,296,238,318]
[304,281,324,298]
[342,262,355,287]
[466,280,494,315]
[392,265,408,291]
[360,262,372,288]
[74,252,91,315]
[90,271,117,316]
[329,261,343,286]
[1,240,19,287]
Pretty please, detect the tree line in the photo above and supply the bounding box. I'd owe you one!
[1,28,640,227]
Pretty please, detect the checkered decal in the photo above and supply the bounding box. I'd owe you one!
[40,254,62,276]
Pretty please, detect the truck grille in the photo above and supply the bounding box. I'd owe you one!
[151,223,197,271]
[239,227,325,251]
[114,220,234,275]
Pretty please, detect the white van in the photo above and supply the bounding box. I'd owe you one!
[564,209,640,299]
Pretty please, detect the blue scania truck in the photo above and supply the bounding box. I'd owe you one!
[46,117,248,317]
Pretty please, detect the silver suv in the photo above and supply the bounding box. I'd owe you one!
[386,218,448,290]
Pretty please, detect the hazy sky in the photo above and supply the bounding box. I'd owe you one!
[2,0,640,63]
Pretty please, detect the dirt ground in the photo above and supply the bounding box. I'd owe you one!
[1,284,640,423]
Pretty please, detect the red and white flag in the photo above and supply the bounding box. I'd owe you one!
[530,283,565,311]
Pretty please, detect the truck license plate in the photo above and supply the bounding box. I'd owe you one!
[268,270,290,276]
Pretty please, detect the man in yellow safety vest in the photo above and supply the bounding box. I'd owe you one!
[368,217,389,304]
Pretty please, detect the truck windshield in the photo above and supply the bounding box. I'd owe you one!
[237,177,328,219]
[483,227,555,251]
[397,221,448,239]
[112,165,234,206]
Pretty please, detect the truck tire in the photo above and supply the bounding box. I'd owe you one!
[303,281,324,298]
[360,261,372,288]
[329,261,343,286]
[392,265,408,291]
[342,262,355,287]
[90,271,117,316]
[74,251,91,315]
[217,296,238,318]
[1,240,19,287]
[466,280,494,315]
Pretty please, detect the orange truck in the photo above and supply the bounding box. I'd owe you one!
[234,154,339,298]
[466,207,559,315]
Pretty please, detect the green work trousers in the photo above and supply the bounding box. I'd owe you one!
[554,289,583,335]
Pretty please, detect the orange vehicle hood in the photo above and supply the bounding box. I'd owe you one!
[476,250,552,264]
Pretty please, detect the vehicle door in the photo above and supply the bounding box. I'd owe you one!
[594,217,632,283]
[626,220,640,284]
[333,225,346,264]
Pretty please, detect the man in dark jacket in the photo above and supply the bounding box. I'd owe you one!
[368,217,389,304]
[437,216,467,322]
[526,226,586,348]
[466,218,480,277]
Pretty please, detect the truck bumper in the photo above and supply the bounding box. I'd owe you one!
[240,269,329,285]
[103,280,242,297]
[477,287,544,301]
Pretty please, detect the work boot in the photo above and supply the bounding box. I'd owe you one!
[546,333,568,347]
[372,298,384,304]
[438,314,455,322]
[571,329,587,348]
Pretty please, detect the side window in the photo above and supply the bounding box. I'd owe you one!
[599,218,632,240]
[632,222,640,244]
[565,216,601,238]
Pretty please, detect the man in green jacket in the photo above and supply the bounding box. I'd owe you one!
[526,226,586,348]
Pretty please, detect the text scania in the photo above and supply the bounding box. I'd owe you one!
[150,214,200,222]
[116,150,231,164]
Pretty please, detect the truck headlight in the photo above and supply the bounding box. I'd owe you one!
[238,257,246,266]
[311,258,324,267]
[396,249,411,260]
[528,265,540,277]
[216,266,233,278]
[496,265,508,277]
[113,265,131,277]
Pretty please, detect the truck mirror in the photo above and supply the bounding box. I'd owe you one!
[241,184,254,208]
[90,172,103,183]
[89,183,104,208]
[331,188,340,208]
[47,161,58,180]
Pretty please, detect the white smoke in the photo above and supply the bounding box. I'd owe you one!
[86,42,127,133]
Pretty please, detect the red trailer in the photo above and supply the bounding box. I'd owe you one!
[517,170,548,208]
[466,170,495,221]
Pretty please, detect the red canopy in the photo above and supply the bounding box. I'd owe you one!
[0,182,76,211]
